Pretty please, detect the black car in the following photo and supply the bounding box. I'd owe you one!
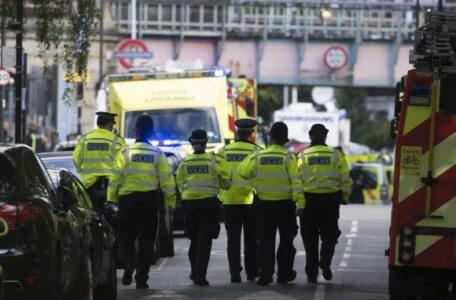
[46,168,117,299]
[0,144,91,300]
[39,148,177,261]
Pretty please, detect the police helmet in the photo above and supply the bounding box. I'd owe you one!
[269,121,289,142]
[134,114,154,133]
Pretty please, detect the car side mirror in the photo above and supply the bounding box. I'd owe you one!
[56,186,75,211]
[0,217,9,237]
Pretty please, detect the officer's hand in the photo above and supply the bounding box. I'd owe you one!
[296,208,305,217]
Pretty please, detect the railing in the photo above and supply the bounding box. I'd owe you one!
[112,0,456,41]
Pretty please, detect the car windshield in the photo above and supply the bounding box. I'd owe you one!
[0,156,19,199]
[125,108,222,144]
[40,157,81,180]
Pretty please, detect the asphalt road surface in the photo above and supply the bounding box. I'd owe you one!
[117,204,390,300]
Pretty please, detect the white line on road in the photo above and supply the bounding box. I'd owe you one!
[157,257,169,270]
[313,283,326,300]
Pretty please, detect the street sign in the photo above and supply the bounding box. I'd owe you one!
[0,68,11,86]
[1,47,16,68]
[114,39,153,70]
[323,46,349,71]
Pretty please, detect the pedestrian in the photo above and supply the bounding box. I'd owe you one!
[239,121,304,286]
[176,129,231,286]
[217,118,261,283]
[377,147,393,166]
[297,123,352,283]
[25,122,47,152]
[349,162,366,204]
[73,111,126,210]
[107,114,176,289]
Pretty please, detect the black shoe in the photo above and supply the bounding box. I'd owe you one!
[319,262,333,281]
[122,265,134,286]
[193,276,209,286]
[136,282,149,289]
[247,274,259,281]
[189,273,195,281]
[307,277,317,284]
[231,274,241,283]
[256,276,273,286]
[277,270,297,284]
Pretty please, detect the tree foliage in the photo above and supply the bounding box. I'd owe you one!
[2,0,100,101]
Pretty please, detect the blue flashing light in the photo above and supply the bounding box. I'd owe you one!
[150,139,182,147]
[214,69,225,77]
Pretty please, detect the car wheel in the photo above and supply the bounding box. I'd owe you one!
[94,250,117,300]
[35,249,62,300]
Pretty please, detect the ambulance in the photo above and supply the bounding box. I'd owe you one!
[388,11,456,299]
[100,69,257,153]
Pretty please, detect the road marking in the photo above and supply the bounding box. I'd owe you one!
[157,257,169,270]
[313,284,326,300]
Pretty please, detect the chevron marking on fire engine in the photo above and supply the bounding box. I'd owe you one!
[414,235,442,258]
[402,106,431,136]
[414,236,456,268]
[398,132,456,203]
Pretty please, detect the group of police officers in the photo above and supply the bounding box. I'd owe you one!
[73,111,352,289]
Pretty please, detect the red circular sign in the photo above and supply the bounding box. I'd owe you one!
[323,46,349,71]
[117,39,149,70]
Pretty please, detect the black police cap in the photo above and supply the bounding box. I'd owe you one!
[189,129,209,144]
[96,111,117,124]
[309,123,329,136]
[235,118,257,131]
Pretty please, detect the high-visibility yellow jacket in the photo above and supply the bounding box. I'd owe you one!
[238,144,305,209]
[176,152,231,200]
[107,142,176,209]
[73,128,126,188]
[217,141,261,205]
[297,145,352,204]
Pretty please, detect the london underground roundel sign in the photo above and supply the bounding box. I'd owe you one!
[324,46,348,71]
[114,39,153,70]
[0,68,11,86]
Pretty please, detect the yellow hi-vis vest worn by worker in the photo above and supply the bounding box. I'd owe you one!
[74,128,126,188]
[107,142,176,209]
[238,144,305,209]
[217,142,260,205]
[298,145,352,204]
[176,152,231,200]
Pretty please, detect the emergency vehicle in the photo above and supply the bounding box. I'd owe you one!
[388,11,456,299]
[98,69,257,153]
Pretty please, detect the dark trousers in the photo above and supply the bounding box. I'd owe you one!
[224,204,259,277]
[86,177,109,210]
[183,198,220,279]
[257,200,298,279]
[118,190,159,284]
[300,192,341,279]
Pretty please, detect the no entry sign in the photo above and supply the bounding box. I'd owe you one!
[114,39,154,70]
[0,68,11,86]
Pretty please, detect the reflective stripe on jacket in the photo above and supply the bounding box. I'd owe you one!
[238,144,305,209]
[298,145,352,204]
[107,142,177,208]
[217,141,260,205]
[73,128,125,188]
[176,152,231,200]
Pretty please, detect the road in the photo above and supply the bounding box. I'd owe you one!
[117,204,391,300]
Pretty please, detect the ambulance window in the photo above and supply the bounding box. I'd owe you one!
[439,73,456,115]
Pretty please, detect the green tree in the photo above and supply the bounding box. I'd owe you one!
[335,88,394,150]
[2,0,100,99]
[257,85,283,124]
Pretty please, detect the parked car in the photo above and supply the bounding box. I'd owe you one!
[0,217,9,300]
[46,168,117,299]
[38,146,182,261]
[0,144,90,300]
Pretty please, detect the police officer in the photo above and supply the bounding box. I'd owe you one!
[107,114,176,289]
[176,129,231,286]
[74,111,126,209]
[218,118,261,283]
[26,122,47,152]
[297,124,352,283]
[239,121,304,286]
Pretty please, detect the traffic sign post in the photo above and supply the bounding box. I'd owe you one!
[114,39,153,70]
[324,46,349,71]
